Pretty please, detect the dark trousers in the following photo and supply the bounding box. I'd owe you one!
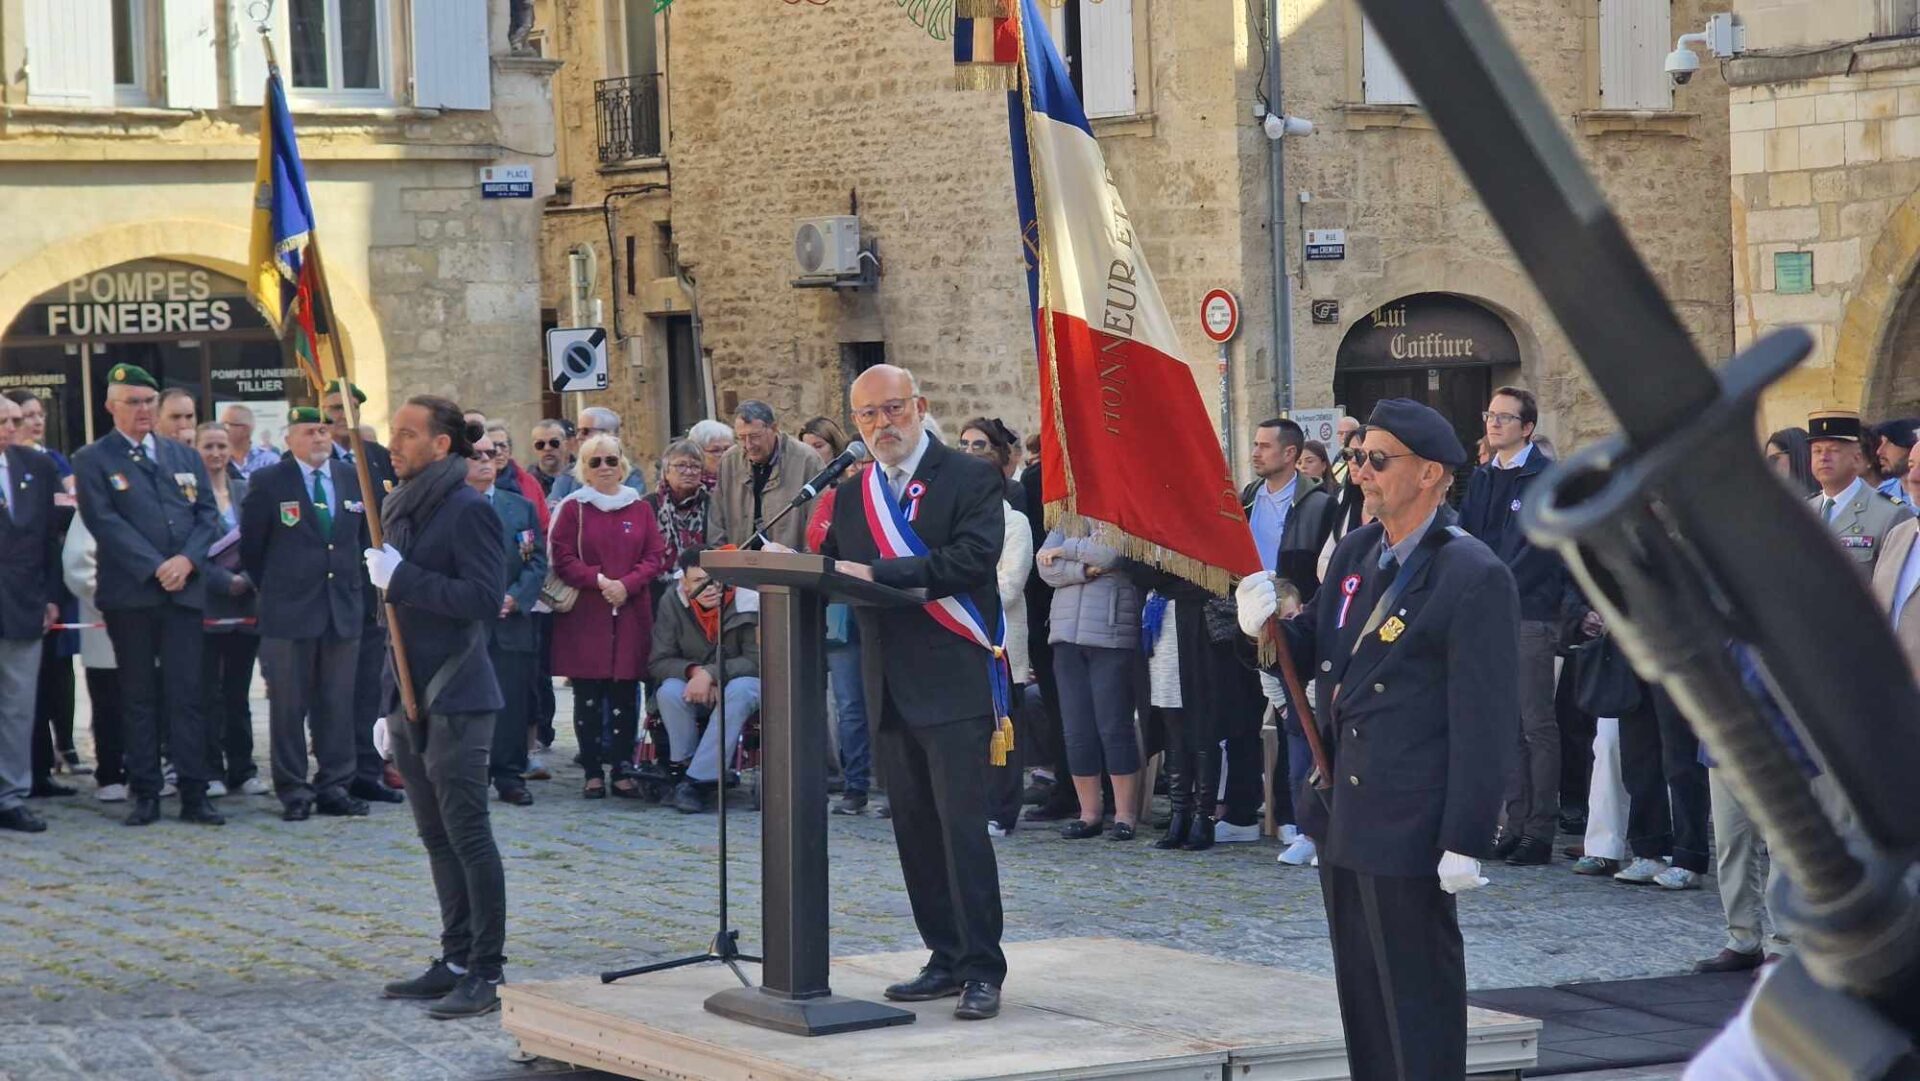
[30,647,76,780]
[390,710,507,976]
[876,694,1007,986]
[202,634,260,786]
[1027,636,1069,783]
[488,646,533,792]
[352,620,388,784]
[86,667,125,786]
[1320,863,1467,1081]
[260,636,359,804]
[1502,619,1562,840]
[532,613,556,747]
[1222,732,1263,827]
[105,606,208,796]
[1052,643,1141,777]
[983,691,1030,830]
[572,678,638,777]
[1620,685,1711,873]
[1556,661,1595,813]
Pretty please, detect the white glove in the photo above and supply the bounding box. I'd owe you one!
[1235,571,1278,639]
[1438,850,1489,895]
[364,544,403,590]
[372,717,390,759]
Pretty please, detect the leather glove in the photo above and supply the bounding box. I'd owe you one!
[1235,571,1278,639]
[1438,850,1488,895]
[364,544,403,590]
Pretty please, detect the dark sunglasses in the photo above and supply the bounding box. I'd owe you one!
[1344,449,1415,472]
[958,438,992,451]
[533,438,564,450]
[587,455,621,469]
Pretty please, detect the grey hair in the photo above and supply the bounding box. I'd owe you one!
[579,406,622,434]
[687,419,733,445]
[734,399,776,427]
[486,422,511,440]
[662,439,702,462]
[532,417,567,434]
[219,403,256,424]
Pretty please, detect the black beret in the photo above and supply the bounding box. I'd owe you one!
[1874,419,1919,449]
[1365,398,1467,467]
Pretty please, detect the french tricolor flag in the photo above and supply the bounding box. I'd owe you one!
[1004,0,1260,593]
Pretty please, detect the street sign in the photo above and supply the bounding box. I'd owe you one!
[1201,288,1240,343]
[480,164,535,199]
[1305,228,1346,261]
[547,326,609,393]
[1311,299,1340,324]
[1292,408,1341,445]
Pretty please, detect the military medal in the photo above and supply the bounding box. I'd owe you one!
[109,473,129,492]
[279,501,302,527]
[174,472,199,502]
[1379,615,1406,643]
[344,500,365,513]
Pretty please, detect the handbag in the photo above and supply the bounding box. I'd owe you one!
[538,504,583,613]
[1571,634,1642,717]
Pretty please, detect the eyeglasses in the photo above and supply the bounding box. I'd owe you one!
[121,395,158,409]
[0,418,18,427]
[1344,449,1416,472]
[851,399,915,425]
[487,445,510,460]
[666,461,703,474]
[587,456,621,470]
[1481,410,1525,427]
[578,428,603,438]
[958,438,992,451]
[533,438,564,451]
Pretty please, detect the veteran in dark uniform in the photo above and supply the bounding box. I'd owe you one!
[1237,398,1519,1081]
[72,363,224,827]
[241,407,372,820]
[1807,409,1913,578]
[323,379,405,803]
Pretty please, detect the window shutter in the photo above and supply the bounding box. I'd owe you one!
[1599,0,1672,111]
[1079,0,1135,119]
[162,0,219,109]
[413,0,492,110]
[1361,16,1417,106]
[229,0,287,108]
[25,0,112,106]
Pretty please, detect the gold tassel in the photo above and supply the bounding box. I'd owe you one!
[1002,715,1015,752]
[954,0,1011,16]
[954,64,1020,92]
[989,718,1010,766]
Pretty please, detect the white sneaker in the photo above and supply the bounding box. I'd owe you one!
[987,821,1009,838]
[95,783,129,803]
[1277,837,1317,866]
[241,777,272,796]
[1613,856,1667,884]
[1213,820,1261,844]
[1310,855,1319,867]
[160,780,178,798]
[1279,823,1301,846]
[206,780,228,797]
[1654,866,1702,891]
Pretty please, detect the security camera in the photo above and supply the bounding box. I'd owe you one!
[1262,113,1314,140]
[1665,45,1701,86]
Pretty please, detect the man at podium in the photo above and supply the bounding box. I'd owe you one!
[819,364,1009,1022]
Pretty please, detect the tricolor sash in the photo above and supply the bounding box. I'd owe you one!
[858,462,1016,764]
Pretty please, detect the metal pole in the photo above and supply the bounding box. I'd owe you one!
[1268,0,1293,414]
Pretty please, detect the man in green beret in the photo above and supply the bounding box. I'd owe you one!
[73,364,224,826]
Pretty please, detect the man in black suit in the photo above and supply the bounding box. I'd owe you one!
[323,379,404,804]
[1238,398,1518,1081]
[0,395,62,832]
[242,408,371,821]
[819,364,1007,1021]
[73,363,223,827]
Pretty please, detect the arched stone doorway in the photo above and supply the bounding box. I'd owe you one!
[1866,268,1920,420]
[1334,292,1523,478]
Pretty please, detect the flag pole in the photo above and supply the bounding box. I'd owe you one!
[254,18,422,724]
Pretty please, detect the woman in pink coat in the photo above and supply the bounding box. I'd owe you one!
[549,434,667,797]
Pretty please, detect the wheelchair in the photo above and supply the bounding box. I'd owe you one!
[627,695,763,810]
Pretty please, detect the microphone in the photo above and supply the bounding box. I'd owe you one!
[792,441,870,506]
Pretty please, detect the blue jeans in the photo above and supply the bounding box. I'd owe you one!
[828,644,870,795]
[657,675,761,784]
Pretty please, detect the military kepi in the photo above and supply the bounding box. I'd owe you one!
[325,378,367,404]
[287,406,325,425]
[107,363,158,390]
[1365,398,1467,466]
[1808,409,1862,443]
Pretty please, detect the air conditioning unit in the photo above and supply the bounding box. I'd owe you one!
[794,216,862,278]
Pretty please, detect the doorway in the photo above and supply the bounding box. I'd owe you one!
[1335,366,1491,497]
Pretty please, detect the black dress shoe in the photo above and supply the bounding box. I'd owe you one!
[954,981,1001,1020]
[1183,816,1217,851]
[1022,795,1078,822]
[349,779,405,804]
[316,794,371,817]
[1060,818,1105,839]
[497,787,534,806]
[1491,830,1522,860]
[0,805,47,832]
[124,797,162,826]
[428,973,501,1019]
[179,793,226,825]
[30,778,77,798]
[282,800,313,822]
[1694,948,1764,974]
[1505,835,1552,865]
[884,968,962,1002]
[384,958,463,1000]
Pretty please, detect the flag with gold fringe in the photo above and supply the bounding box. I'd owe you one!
[970,0,1262,594]
[953,0,1019,91]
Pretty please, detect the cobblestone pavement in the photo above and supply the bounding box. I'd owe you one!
[2,682,1736,1080]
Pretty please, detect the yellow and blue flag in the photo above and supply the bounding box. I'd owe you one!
[247,70,315,337]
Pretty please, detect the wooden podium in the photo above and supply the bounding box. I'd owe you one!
[697,549,924,1036]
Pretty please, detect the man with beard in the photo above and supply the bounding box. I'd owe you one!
[369,397,510,1019]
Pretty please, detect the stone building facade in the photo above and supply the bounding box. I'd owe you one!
[0,0,557,454]
[540,0,1732,473]
[1726,0,1920,428]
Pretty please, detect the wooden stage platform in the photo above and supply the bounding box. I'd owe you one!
[501,937,1541,1080]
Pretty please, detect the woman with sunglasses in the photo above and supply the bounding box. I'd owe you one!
[549,433,668,798]
[1318,427,1374,581]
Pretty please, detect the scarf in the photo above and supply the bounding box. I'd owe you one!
[651,480,710,570]
[550,482,643,543]
[380,455,468,553]
[1141,591,1169,654]
[691,589,733,642]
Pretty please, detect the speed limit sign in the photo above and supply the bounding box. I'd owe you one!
[1201,289,1240,343]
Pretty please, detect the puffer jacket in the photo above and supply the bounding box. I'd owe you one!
[1038,528,1141,650]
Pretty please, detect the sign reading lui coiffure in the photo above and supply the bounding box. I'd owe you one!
[1335,292,1520,371]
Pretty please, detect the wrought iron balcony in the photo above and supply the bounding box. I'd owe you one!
[595,74,663,164]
